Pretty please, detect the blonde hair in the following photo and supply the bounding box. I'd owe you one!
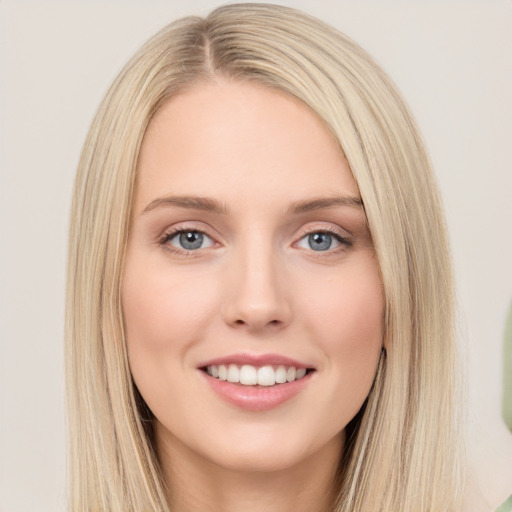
[66,3,464,511]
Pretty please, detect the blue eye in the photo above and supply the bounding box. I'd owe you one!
[308,233,332,251]
[167,230,214,251]
[296,232,347,252]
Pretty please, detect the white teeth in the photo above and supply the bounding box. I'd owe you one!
[257,365,276,386]
[239,364,257,385]
[227,364,239,383]
[207,363,309,386]
[296,368,307,379]
[275,365,287,384]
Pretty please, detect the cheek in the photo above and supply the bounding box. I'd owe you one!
[121,254,222,421]
[304,262,382,340]
[299,258,383,395]
[121,256,221,411]
[122,260,214,352]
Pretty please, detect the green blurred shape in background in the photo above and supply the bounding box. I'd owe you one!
[504,300,512,432]
[498,301,512,512]
[497,495,512,512]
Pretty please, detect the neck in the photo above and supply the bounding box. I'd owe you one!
[156,427,343,512]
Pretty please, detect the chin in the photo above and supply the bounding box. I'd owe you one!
[193,424,344,475]
[209,446,306,474]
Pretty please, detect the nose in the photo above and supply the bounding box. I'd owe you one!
[221,240,292,333]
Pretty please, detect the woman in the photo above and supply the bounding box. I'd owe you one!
[66,3,464,511]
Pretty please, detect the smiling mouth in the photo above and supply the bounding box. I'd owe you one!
[201,364,314,387]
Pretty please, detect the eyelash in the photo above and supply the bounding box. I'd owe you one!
[158,226,214,257]
[295,227,352,254]
[158,226,352,256]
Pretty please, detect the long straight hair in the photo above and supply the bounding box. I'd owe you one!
[66,4,464,510]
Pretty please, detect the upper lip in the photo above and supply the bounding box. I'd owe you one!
[197,353,314,369]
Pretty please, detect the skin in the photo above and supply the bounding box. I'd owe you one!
[122,79,384,512]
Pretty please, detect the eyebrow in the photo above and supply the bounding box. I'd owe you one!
[142,196,228,215]
[287,196,363,214]
[141,194,363,215]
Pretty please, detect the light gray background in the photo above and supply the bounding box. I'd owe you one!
[1,1,511,511]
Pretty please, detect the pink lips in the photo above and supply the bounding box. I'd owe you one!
[197,353,315,412]
[198,353,310,369]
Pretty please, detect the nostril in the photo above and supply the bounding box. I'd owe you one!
[232,318,281,327]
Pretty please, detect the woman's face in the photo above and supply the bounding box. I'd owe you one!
[122,80,383,473]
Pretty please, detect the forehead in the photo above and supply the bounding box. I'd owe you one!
[135,80,358,212]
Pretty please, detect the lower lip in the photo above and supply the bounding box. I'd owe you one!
[200,371,313,411]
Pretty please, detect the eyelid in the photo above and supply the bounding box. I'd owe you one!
[293,223,352,242]
[159,221,218,241]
